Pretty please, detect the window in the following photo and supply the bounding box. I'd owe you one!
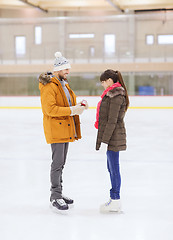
[104,34,116,54]
[35,26,42,45]
[69,34,94,39]
[15,36,26,56]
[158,35,173,44]
[146,35,154,45]
[90,46,95,57]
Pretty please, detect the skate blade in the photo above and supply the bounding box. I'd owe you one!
[100,209,123,214]
[68,203,74,209]
[109,210,124,214]
[49,204,69,215]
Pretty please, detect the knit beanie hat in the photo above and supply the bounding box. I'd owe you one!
[53,52,71,72]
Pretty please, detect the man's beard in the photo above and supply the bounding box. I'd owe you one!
[59,74,67,81]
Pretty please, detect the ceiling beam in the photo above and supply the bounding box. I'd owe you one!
[105,0,124,13]
[135,8,173,13]
[19,0,48,12]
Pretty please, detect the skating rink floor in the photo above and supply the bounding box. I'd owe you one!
[0,96,173,240]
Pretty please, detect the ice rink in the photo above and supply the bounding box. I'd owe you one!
[0,96,173,240]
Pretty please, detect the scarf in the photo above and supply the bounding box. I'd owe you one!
[94,82,121,129]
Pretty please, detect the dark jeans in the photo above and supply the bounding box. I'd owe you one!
[50,143,69,201]
[107,150,121,200]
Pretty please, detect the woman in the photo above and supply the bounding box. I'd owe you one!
[95,69,129,213]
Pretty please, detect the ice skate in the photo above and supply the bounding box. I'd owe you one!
[62,195,74,204]
[50,199,69,213]
[100,198,121,213]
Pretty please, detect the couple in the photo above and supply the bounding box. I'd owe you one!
[39,52,129,214]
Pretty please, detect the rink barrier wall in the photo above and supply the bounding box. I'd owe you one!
[0,106,173,109]
[0,96,173,109]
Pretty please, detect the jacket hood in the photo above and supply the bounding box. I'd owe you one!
[106,87,125,98]
[38,72,53,86]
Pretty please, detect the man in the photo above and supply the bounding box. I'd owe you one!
[39,51,88,212]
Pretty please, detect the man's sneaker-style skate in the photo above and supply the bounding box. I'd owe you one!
[50,199,69,212]
[100,198,121,213]
[62,195,74,204]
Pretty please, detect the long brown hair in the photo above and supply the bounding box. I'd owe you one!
[100,69,129,111]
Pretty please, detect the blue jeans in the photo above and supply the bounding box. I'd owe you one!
[107,150,121,200]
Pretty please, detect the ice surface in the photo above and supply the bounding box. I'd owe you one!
[0,97,173,240]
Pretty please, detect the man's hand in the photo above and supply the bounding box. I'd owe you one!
[77,100,89,110]
[70,105,85,116]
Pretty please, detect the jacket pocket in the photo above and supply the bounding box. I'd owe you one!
[51,119,70,139]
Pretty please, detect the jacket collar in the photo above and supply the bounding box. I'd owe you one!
[106,87,125,98]
[101,82,124,99]
[38,72,65,86]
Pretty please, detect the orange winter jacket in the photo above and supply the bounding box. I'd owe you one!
[39,75,81,144]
